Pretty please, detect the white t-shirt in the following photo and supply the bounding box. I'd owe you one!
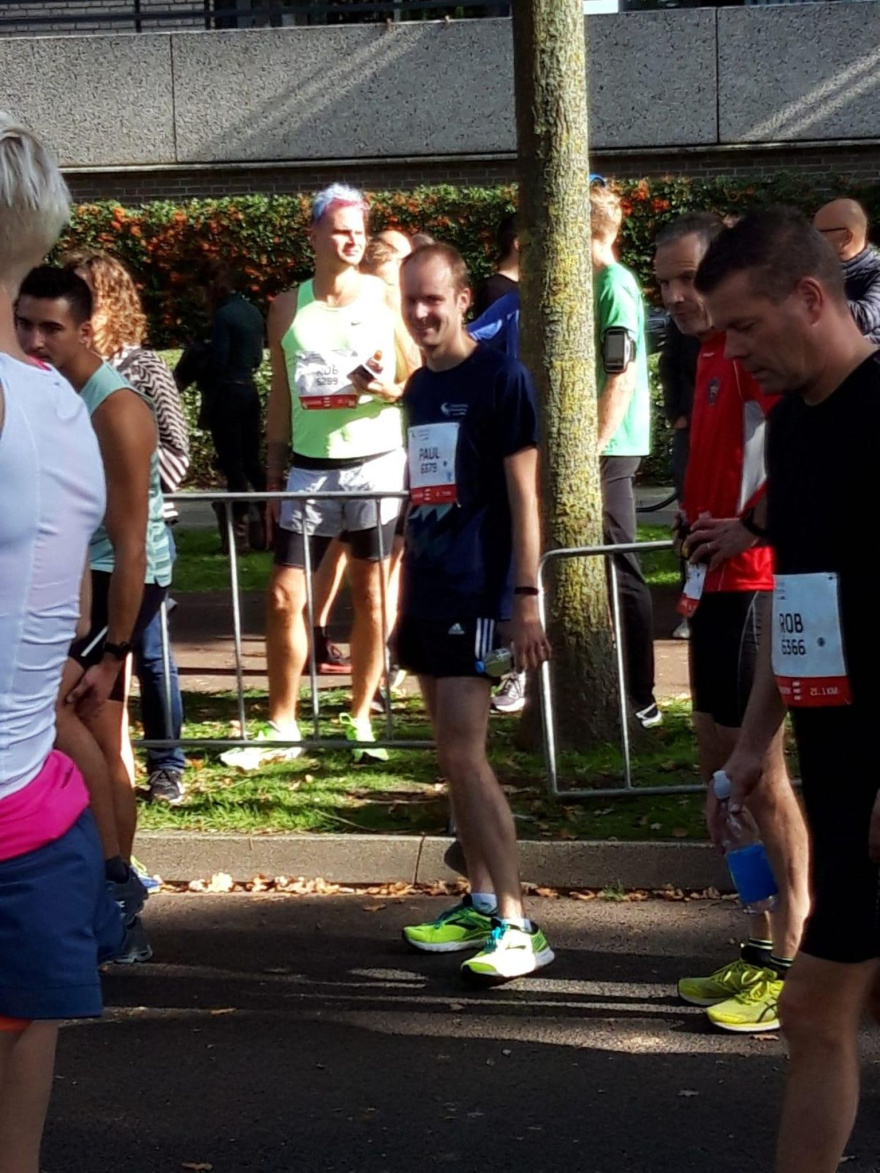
[0,354,106,800]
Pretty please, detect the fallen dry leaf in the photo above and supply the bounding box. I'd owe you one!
[362,903,386,912]
[678,1089,699,1097]
[671,828,689,839]
[181,1164,213,1171]
[207,872,234,894]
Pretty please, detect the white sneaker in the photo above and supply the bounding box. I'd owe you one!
[491,671,526,714]
[671,618,691,640]
[461,921,555,986]
[219,720,302,770]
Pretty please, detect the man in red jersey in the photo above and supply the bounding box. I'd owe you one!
[654,213,810,1033]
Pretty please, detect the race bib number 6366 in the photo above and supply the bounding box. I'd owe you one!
[772,572,851,707]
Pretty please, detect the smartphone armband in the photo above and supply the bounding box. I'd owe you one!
[602,327,635,374]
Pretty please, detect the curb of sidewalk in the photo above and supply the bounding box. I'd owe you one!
[137,832,733,892]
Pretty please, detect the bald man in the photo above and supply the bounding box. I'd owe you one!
[814,198,880,345]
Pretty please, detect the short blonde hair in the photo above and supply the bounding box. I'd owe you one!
[0,112,70,291]
[62,249,148,356]
[401,242,470,294]
[590,185,623,245]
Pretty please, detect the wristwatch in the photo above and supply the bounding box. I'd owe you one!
[103,640,133,661]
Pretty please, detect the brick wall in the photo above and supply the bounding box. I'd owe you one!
[63,142,880,204]
[0,0,205,34]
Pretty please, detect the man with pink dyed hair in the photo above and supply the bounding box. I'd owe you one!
[223,185,415,768]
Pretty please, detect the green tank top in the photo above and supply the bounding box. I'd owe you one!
[281,275,403,460]
[80,362,172,587]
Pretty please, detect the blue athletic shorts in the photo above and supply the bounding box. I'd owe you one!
[0,811,124,1020]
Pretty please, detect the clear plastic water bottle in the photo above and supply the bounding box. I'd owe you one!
[713,770,778,914]
[476,647,514,679]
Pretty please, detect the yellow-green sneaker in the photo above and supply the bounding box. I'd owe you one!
[461,920,555,986]
[678,957,771,1007]
[340,713,388,762]
[403,895,495,953]
[706,973,783,1033]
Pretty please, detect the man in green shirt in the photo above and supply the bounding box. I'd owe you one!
[591,182,658,728]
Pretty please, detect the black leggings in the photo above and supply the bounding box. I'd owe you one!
[210,390,266,518]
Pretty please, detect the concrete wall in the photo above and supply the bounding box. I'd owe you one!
[0,4,875,171]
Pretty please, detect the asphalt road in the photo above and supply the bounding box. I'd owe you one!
[45,895,880,1173]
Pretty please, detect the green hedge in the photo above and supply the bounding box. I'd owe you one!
[111,172,876,486]
[56,173,877,350]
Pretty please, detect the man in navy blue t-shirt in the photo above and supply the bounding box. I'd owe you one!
[396,243,554,985]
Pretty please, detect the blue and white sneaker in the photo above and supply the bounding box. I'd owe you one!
[131,855,161,894]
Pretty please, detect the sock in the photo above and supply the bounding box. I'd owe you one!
[470,892,497,914]
[768,955,794,979]
[740,937,773,966]
[502,916,532,932]
[105,855,129,884]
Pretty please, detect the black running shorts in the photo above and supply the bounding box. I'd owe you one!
[793,706,880,964]
[274,518,397,569]
[689,590,767,728]
[397,615,501,680]
[69,571,168,703]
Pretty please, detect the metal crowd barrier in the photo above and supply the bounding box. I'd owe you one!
[138,489,433,755]
[139,496,702,799]
[537,540,704,800]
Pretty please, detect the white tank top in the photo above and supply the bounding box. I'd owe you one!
[0,354,106,800]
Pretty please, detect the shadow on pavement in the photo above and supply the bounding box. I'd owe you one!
[43,895,880,1173]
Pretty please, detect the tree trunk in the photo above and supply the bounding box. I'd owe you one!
[512,1,620,749]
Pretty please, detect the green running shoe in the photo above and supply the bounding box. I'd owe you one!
[403,895,495,953]
[678,957,772,1007]
[706,973,783,1033]
[340,713,388,762]
[461,920,555,986]
[219,720,302,771]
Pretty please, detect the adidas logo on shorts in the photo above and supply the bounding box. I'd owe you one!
[448,623,465,635]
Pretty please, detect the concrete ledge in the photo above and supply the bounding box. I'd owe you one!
[138,832,732,892]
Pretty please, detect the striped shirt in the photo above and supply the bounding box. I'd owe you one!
[111,346,190,522]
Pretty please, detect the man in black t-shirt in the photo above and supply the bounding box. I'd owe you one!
[396,243,554,986]
[698,208,879,1173]
[472,212,519,319]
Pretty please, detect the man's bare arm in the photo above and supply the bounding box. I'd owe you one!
[504,446,551,672]
[597,365,637,452]
[722,598,787,810]
[266,289,297,489]
[68,390,154,713]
